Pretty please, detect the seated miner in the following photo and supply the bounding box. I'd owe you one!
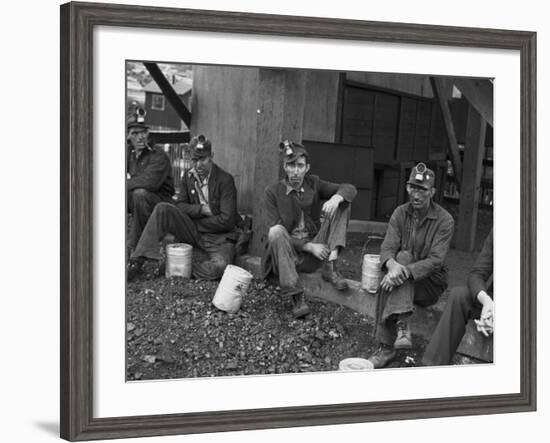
[422,229,494,366]
[127,134,239,281]
[126,107,175,255]
[261,140,357,319]
[367,162,454,369]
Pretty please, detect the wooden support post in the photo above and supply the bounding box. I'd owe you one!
[456,104,487,252]
[452,78,493,127]
[250,69,306,256]
[430,77,462,191]
[143,63,192,127]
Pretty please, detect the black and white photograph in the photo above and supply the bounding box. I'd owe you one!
[124,61,494,381]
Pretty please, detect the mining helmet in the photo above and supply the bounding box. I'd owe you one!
[407,162,435,190]
[127,107,148,130]
[189,134,212,160]
[279,140,309,164]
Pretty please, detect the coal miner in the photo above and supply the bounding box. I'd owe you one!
[422,228,494,366]
[367,162,454,368]
[261,140,357,318]
[127,135,239,281]
[127,108,174,255]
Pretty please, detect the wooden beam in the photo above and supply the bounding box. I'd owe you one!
[250,69,307,256]
[430,77,462,191]
[456,104,487,252]
[143,63,192,128]
[452,78,493,127]
[148,131,190,144]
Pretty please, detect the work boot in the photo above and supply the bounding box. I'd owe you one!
[289,289,310,319]
[368,344,397,369]
[153,259,166,279]
[321,260,348,291]
[127,257,145,282]
[394,317,412,350]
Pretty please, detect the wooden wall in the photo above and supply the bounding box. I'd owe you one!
[302,71,340,143]
[191,66,260,213]
[339,80,449,220]
[190,67,459,223]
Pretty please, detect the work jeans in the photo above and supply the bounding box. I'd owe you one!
[422,286,486,366]
[127,188,171,250]
[374,251,447,346]
[264,204,350,290]
[131,202,235,280]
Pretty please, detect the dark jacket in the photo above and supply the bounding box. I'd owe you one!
[127,144,174,200]
[176,163,239,235]
[468,228,493,301]
[263,174,357,251]
[380,201,454,282]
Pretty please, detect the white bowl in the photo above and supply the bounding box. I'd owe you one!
[338,357,374,371]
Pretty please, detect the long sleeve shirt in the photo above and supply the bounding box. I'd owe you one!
[380,202,455,281]
[127,144,174,200]
[264,174,357,251]
[468,228,494,301]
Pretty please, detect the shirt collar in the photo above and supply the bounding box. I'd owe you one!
[282,179,305,196]
[133,144,153,158]
[406,201,438,220]
[190,167,211,185]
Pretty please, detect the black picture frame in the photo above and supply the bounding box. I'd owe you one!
[60,1,537,441]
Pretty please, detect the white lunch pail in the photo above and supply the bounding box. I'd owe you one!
[212,265,253,313]
[361,254,382,294]
[165,243,193,278]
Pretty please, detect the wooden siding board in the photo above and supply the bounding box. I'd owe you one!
[372,93,400,163]
[397,97,418,161]
[413,100,432,161]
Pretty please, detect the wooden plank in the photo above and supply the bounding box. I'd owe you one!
[456,104,487,252]
[250,69,286,256]
[452,78,493,127]
[413,100,432,161]
[149,131,190,144]
[143,63,192,127]
[396,97,417,161]
[372,92,400,163]
[430,76,462,191]
[341,87,375,146]
[282,70,307,141]
[429,101,449,160]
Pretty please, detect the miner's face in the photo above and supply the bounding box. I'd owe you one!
[284,155,310,187]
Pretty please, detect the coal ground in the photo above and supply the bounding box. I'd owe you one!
[126,240,425,381]
[126,202,492,381]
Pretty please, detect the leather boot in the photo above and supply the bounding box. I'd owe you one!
[127,257,145,282]
[368,344,397,369]
[289,289,310,319]
[321,260,348,291]
[394,316,412,350]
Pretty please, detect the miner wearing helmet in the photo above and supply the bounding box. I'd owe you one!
[367,162,455,368]
[127,134,239,281]
[261,140,357,319]
[126,107,174,255]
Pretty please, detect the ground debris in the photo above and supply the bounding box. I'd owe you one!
[126,233,430,381]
